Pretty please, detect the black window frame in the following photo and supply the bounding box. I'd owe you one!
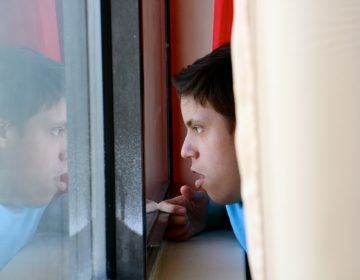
[102,0,146,279]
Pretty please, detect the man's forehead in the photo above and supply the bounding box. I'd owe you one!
[27,100,66,126]
[181,98,216,125]
[180,96,211,111]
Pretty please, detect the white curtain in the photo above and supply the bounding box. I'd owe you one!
[232,0,360,279]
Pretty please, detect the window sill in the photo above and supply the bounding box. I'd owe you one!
[149,229,247,280]
[0,232,69,278]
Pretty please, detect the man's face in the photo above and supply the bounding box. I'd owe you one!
[0,98,68,208]
[180,96,241,205]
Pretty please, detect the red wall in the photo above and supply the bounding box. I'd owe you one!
[0,0,61,61]
[169,0,214,191]
[142,0,169,201]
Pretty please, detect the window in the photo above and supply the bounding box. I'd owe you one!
[101,0,146,279]
[102,1,172,278]
[1,0,209,279]
[0,0,106,278]
[142,0,172,276]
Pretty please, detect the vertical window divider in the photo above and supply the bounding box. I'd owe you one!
[106,1,146,279]
[86,0,106,278]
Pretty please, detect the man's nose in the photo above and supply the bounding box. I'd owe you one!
[59,149,67,162]
[59,139,68,162]
[181,135,198,159]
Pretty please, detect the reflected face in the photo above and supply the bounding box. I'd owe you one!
[0,98,68,207]
[180,96,241,205]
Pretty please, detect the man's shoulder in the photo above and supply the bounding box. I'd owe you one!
[226,201,243,212]
[225,202,247,251]
[0,204,46,269]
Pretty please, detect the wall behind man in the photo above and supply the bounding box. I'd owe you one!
[170,0,214,191]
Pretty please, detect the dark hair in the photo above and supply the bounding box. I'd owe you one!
[172,43,235,122]
[0,46,65,126]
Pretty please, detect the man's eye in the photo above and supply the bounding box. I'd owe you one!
[192,126,203,134]
[51,127,64,136]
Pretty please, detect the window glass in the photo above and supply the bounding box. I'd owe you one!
[104,1,146,278]
[0,0,105,278]
[143,0,169,205]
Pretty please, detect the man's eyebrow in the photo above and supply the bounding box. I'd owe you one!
[185,119,205,128]
[50,121,67,126]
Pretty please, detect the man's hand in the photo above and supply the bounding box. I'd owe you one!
[158,184,209,241]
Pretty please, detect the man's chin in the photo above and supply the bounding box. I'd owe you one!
[56,183,68,195]
[208,193,239,205]
[27,190,59,208]
[23,198,52,208]
[207,193,227,205]
[54,189,67,199]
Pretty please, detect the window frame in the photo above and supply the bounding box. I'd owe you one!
[101,0,174,279]
[63,0,106,278]
[101,0,146,279]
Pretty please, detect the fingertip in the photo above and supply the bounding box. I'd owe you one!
[180,184,191,191]
[176,207,186,214]
[158,200,186,215]
[171,204,186,214]
[180,184,193,195]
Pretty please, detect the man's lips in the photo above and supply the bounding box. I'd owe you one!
[192,169,205,189]
[195,176,205,189]
[57,173,68,193]
[60,173,68,185]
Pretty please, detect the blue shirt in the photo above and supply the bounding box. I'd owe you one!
[0,204,46,269]
[226,202,247,251]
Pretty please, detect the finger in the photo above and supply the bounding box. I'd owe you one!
[168,214,187,226]
[180,185,208,203]
[158,200,186,214]
[146,199,158,213]
[165,225,193,241]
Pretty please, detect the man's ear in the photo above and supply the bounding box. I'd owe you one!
[0,119,10,149]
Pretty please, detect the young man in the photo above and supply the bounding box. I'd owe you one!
[0,47,68,269]
[158,44,247,252]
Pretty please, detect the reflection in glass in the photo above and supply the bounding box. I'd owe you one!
[0,0,105,278]
[146,199,159,214]
[0,47,67,270]
[142,0,170,233]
